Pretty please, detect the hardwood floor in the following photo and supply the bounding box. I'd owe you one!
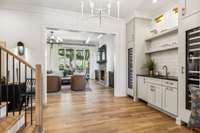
[42,80,192,133]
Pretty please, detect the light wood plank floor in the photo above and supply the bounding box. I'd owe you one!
[42,81,192,133]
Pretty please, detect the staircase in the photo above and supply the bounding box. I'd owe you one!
[0,42,43,133]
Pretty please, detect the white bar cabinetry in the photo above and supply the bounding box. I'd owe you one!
[137,76,178,117]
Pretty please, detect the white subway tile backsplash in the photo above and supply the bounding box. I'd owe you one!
[151,49,178,76]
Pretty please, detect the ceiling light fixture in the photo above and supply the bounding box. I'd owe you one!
[85,37,91,44]
[47,31,63,45]
[80,0,120,27]
[97,34,104,39]
[153,0,157,3]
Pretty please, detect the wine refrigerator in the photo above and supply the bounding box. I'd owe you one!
[186,26,200,110]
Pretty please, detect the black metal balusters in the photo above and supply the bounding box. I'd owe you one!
[31,69,33,125]
[6,53,8,116]
[18,61,21,115]
[0,48,2,106]
[0,45,36,128]
[12,56,15,116]
[25,65,27,126]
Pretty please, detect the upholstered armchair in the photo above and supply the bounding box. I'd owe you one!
[47,75,61,93]
[71,75,86,91]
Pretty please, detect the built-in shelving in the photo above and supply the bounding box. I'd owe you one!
[145,27,178,41]
[145,45,178,54]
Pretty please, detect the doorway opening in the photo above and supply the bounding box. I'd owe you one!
[45,28,116,97]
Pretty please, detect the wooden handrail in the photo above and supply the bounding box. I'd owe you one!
[0,43,35,70]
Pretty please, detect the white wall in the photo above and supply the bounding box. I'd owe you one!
[0,2,126,104]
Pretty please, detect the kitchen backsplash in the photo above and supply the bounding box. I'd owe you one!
[151,49,178,77]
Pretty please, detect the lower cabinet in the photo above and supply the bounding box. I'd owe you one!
[137,76,147,101]
[147,83,162,108]
[162,86,178,116]
[137,76,178,117]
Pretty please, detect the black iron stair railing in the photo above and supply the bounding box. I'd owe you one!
[0,43,35,127]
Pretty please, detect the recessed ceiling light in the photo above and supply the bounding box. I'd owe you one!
[85,37,91,44]
[153,0,157,3]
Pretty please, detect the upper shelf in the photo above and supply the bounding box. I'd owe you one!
[145,44,178,54]
[145,27,178,41]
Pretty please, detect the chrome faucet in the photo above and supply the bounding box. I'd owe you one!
[162,65,168,77]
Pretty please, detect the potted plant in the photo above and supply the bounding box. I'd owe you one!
[63,69,68,77]
[144,59,156,76]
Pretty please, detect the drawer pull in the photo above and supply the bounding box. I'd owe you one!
[150,88,155,92]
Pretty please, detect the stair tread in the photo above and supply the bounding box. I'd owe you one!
[0,112,24,133]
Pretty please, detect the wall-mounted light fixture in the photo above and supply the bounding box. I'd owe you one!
[172,7,179,14]
[155,14,164,23]
[17,41,25,56]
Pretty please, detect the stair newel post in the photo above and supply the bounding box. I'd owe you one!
[0,48,2,106]
[6,53,8,116]
[35,64,44,133]
[12,56,15,116]
[30,68,33,125]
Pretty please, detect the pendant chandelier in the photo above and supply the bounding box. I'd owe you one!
[47,31,63,45]
[47,31,63,73]
[80,0,120,26]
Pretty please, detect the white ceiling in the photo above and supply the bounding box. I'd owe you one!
[1,0,179,19]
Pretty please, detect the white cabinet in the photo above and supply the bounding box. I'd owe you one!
[126,20,134,43]
[147,83,162,108]
[137,76,178,117]
[126,18,151,97]
[163,86,178,116]
[179,0,200,123]
[184,0,200,16]
[147,83,155,105]
[155,84,162,108]
[137,76,147,101]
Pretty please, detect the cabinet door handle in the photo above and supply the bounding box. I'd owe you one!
[181,66,184,74]
[182,8,186,16]
[150,85,155,88]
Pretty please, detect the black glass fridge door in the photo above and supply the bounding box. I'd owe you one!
[186,27,200,110]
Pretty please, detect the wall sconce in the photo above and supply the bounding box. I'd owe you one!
[172,7,179,14]
[155,14,164,23]
[17,41,25,56]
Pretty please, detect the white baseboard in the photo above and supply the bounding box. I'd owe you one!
[176,117,182,125]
